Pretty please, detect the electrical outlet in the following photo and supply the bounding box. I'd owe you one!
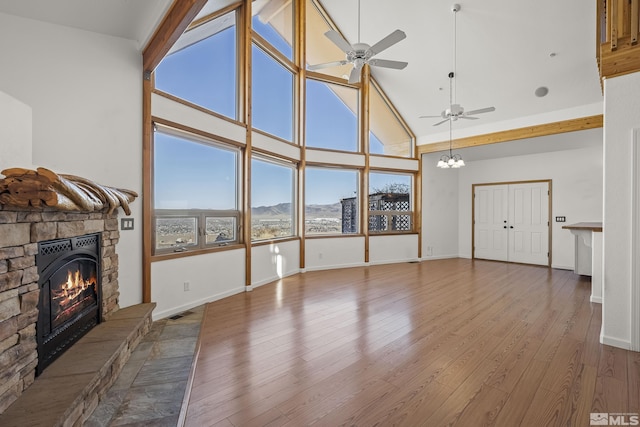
[318,252,323,259]
[426,246,433,256]
[183,281,190,291]
[555,216,566,222]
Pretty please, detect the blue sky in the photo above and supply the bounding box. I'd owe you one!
[154,12,392,209]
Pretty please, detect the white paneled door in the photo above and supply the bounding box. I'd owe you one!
[474,181,550,266]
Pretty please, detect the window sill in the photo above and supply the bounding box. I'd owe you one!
[305,233,364,239]
[251,236,300,247]
[151,243,245,262]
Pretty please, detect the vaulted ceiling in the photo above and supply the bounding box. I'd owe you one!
[318,0,603,145]
[0,0,603,152]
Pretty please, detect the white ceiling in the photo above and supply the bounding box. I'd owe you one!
[0,0,173,49]
[317,0,603,144]
[0,0,603,153]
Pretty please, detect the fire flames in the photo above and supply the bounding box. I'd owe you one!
[52,269,97,303]
[51,267,97,327]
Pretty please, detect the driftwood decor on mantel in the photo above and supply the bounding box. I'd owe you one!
[0,167,138,214]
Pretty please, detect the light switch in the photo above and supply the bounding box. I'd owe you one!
[121,218,134,230]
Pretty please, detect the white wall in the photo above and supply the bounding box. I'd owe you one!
[602,71,640,349]
[151,249,246,319]
[422,152,459,259]
[305,237,365,270]
[0,13,144,307]
[370,234,419,264]
[251,240,300,287]
[421,130,603,270]
[0,90,32,171]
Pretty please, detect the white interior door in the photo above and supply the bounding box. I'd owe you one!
[474,184,509,261]
[508,182,549,265]
[474,181,549,266]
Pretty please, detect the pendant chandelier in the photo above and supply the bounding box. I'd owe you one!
[437,95,465,168]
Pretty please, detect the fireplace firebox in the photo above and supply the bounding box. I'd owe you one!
[36,233,102,375]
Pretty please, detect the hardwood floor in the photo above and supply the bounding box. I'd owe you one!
[183,258,638,426]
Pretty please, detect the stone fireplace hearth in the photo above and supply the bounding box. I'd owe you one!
[0,209,122,412]
[0,167,146,422]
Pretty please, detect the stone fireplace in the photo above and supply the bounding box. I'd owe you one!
[0,209,121,411]
[0,167,143,419]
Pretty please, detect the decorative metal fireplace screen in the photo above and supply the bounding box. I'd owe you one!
[36,233,101,375]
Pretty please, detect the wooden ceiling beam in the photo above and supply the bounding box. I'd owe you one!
[142,0,208,73]
[417,114,603,155]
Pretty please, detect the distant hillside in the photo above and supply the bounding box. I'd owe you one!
[251,203,291,218]
[305,203,341,217]
[251,202,341,218]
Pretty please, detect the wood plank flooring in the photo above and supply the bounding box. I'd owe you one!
[183,258,637,426]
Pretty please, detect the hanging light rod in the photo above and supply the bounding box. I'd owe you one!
[438,4,465,169]
[421,2,495,170]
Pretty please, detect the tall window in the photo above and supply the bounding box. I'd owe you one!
[368,172,413,233]
[305,0,353,79]
[251,156,296,240]
[153,129,240,254]
[155,11,237,120]
[252,44,294,141]
[306,79,358,152]
[369,82,413,157]
[305,167,359,234]
[252,0,294,61]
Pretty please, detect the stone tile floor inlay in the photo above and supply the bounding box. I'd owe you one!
[85,305,203,427]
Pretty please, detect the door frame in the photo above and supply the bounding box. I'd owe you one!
[472,179,552,267]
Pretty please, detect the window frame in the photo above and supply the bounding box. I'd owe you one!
[152,125,243,256]
[250,41,297,142]
[250,153,298,242]
[304,165,361,236]
[367,171,415,234]
[368,78,415,158]
[305,76,360,153]
[153,209,241,255]
[154,8,240,121]
[251,0,295,62]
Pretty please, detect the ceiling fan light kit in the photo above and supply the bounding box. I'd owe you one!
[307,0,408,84]
[425,3,496,169]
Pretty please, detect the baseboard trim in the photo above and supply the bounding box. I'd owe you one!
[250,270,300,289]
[600,334,631,350]
[551,264,574,271]
[152,287,245,320]
[304,262,366,272]
[369,258,420,266]
[421,255,458,261]
[590,295,602,304]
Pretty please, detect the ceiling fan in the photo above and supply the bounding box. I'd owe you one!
[307,0,408,84]
[421,72,496,126]
[420,4,495,126]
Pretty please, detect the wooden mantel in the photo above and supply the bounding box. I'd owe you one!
[562,221,603,232]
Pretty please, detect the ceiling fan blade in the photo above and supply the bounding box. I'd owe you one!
[368,29,406,56]
[433,119,450,126]
[324,30,353,54]
[368,58,408,70]
[464,106,496,115]
[348,66,362,84]
[307,60,349,71]
[459,116,479,120]
[419,115,443,119]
